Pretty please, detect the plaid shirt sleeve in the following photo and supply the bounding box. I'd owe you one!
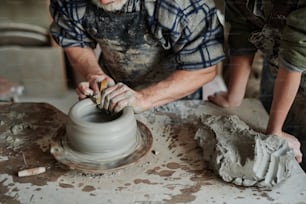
[50,0,225,69]
[49,0,97,48]
[147,0,225,70]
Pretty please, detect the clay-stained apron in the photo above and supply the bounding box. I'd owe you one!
[82,1,176,89]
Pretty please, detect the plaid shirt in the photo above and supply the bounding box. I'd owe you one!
[50,0,225,69]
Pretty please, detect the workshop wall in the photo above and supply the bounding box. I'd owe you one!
[0,0,67,97]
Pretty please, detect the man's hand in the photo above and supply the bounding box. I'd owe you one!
[98,82,148,113]
[208,91,242,108]
[76,74,115,99]
[277,131,303,163]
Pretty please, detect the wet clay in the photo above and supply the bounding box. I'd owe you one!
[66,98,138,157]
[51,98,153,172]
[194,114,295,187]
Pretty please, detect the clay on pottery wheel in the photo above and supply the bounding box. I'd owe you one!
[66,98,138,159]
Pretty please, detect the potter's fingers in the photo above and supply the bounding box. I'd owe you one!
[89,76,115,93]
[107,84,130,111]
[100,83,126,110]
[99,86,116,110]
[100,87,117,111]
[106,83,128,98]
[76,87,93,97]
[75,88,87,100]
[77,82,93,98]
[100,83,121,99]
[104,82,125,94]
[92,75,116,88]
[78,81,89,89]
[102,95,111,111]
[107,78,116,87]
[102,89,121,111]
[109,91,132,112]
[89,78,102,95]
[113,99,130,113]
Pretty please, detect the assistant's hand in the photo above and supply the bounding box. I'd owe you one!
[76,74,115,99]
[98,82,149,113]
[277,131,303,163]
[208,91,242,108]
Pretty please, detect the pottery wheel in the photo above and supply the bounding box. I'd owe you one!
[51,121,153,172]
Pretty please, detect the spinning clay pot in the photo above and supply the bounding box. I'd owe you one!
[66,98,138,159]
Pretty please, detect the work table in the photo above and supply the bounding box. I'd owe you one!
[0,99,305,204]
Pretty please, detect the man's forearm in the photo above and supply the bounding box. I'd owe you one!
[266,67,302,134]
[139,66,217,109]
[64,47,104,80]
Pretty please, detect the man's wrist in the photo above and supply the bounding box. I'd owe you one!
[136,90,153,113]
[85,71,105,81]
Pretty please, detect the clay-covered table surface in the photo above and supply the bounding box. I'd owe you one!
[0,99,305,204]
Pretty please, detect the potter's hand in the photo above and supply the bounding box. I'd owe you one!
[76,74,115,100]
[277,131,303,163]
[98,82,146,113]
[208,91,242,108]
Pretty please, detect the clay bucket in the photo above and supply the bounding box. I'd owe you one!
[66,98,138,159]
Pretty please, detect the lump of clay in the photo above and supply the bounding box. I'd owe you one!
[194,114,295,188]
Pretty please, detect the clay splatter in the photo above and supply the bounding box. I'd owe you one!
[134,178,159,185]
[163,182,202,204]
[82,185,96,192]
[59,183,74,189]
[0,103,69,188]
